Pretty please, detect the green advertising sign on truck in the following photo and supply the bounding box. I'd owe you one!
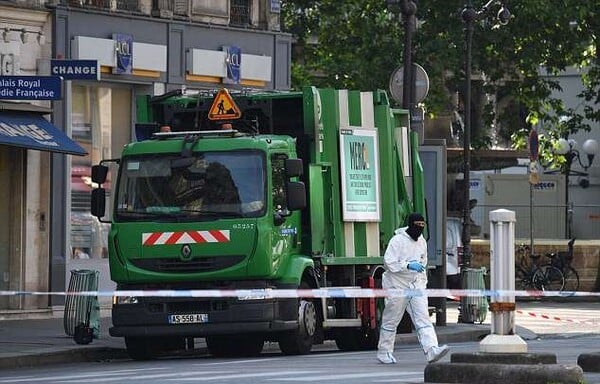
[90,87,427,360]
[340,127,380,221]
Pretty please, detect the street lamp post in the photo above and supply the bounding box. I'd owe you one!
[459,0,509,323]
[386,0,417,111]
[459,0,510,270]
[553,137,599,238]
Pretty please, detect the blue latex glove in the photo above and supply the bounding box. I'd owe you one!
[407,261,425,272]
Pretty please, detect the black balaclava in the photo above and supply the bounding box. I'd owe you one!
[405,212,425,241]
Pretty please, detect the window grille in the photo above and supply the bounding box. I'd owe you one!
[230,0,251,26]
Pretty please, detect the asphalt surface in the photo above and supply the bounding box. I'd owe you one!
[0,300,598,372]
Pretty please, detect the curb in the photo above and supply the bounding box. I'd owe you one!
[577,352,600,372]
[0,347,129,370]
[397,326,490,345]
[425,362,584,384]
[0,326,493,370]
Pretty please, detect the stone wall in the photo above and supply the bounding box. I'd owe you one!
[470,239,599,292]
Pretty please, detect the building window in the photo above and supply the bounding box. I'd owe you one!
[230,0,251,26]
[70,85,131,260]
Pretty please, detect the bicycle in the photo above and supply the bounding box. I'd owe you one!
[546,238,580,292]
[515,244,565,292]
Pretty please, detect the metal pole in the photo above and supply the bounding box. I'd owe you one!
[461,2,476,269]
[564,152,572,239]
[400,0,416,110]
[529,183,534,257]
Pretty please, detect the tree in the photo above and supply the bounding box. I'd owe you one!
[282,0,599,156]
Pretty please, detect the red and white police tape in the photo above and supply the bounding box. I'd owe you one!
[515,309,599,325]
[0,288,599,299]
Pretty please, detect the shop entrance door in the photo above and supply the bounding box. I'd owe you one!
[0,146,23,309]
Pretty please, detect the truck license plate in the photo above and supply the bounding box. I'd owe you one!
[168,313,208,324]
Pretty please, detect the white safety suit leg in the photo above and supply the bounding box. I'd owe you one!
[406,294,439,354]
[377,294,409,355]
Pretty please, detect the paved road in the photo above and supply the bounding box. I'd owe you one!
[446,300,600,337]
[0,336,598,384]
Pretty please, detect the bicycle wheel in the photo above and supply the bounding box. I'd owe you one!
[533,265,564,292]
[562,266,580,292]
[515,266,533,290]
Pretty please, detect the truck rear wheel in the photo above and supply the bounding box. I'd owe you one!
[206,334,264,357]
[278,283,318,355]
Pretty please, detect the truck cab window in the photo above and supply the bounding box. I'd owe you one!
[271,154,288,215]
[115,151,266,220]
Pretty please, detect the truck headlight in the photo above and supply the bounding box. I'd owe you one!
[113,296,138,305]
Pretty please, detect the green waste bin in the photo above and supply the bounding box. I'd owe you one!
[459,267,488,324]
[63,269,100,343]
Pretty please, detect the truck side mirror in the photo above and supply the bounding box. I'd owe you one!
[91,188,106,218]
[285,158,303,178]
[286,181,306,211]
[91,165,109,184]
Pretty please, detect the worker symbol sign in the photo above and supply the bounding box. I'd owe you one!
[208,88,242,121]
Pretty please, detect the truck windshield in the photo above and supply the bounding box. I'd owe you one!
[115,150,265,221]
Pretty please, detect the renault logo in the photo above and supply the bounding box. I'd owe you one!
[180,244,192,260]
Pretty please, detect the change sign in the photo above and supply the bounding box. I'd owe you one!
[51,59,99,81]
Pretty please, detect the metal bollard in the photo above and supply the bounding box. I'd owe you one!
[480,209,527,353]
[488,209,515,335]
[63,269,100,342]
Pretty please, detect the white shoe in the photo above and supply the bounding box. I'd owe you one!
[377,351,397,364]
[426,345,450,363]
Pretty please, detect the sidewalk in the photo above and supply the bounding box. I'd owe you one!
[0,300,598,370]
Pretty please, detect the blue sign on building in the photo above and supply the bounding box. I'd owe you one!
[51,59,99,81]
[113,33,133,75]
[271,0,281,13]
[0,76,62,100]
[223,46,241,84]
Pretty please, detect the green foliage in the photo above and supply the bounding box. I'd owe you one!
[282,0,599,164]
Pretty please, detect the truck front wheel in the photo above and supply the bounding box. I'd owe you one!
[278,283,318,355]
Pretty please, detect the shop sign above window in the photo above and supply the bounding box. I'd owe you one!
[113,33,133,75]
[0,76,62,100]
[223,46,241,84]
[51,59,100,81]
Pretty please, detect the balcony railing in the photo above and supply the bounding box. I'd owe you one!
[59,0,141,12]
[56,0,257,29]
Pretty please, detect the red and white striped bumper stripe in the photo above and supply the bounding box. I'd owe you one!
[142,230,230,246]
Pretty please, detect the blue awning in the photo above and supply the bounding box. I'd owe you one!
[0,113,87,156]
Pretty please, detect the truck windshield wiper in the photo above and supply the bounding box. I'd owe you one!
[117,208,184,218]
[197,210,243,218]
[117,210,165,217]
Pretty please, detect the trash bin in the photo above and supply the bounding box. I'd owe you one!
[459,267,488,324]
[63,269,100,344]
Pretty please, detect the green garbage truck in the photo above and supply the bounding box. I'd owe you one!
[90,86,427,360]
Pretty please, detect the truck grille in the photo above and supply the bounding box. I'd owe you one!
[130,255,245,273]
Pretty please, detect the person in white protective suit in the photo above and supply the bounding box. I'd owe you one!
[376,213,450,364]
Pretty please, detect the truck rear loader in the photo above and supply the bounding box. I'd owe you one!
[90,86,427,360]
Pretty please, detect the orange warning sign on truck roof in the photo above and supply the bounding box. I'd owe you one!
[208,89,242,121]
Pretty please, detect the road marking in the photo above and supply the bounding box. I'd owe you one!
[191,357,280,366]
[268,371,422,381]
[0,368,167,383]
[54,371,232,383]
[172,371,317,381]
